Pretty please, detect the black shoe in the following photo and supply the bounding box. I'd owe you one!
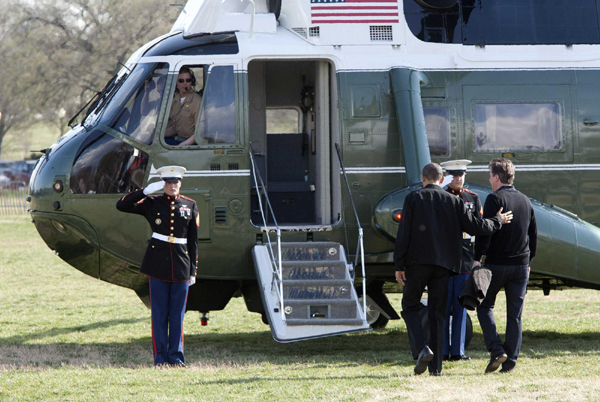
[442,355,450,361]
[414,346,434,375]
[499,367,514,374]
[170,362,186,368]
[450,355,471,361]
[485,353,507,374]
[429,371,441,376]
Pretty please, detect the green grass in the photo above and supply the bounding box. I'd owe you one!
[1,215,600,401]
[0,123,61,161]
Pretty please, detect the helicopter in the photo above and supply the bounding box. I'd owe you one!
[28,0,600,343]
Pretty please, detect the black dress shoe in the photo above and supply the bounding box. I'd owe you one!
[450,355,471,361]
[414,346,434,375]
[442,355,450,361]
[499,367,513,374]
[485,353,508,374]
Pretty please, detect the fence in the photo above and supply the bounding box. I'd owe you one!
[0,182,28,215]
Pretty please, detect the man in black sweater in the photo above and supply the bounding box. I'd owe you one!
[395,163,512,376]
[474,158,537,374]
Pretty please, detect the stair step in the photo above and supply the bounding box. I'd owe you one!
[279,242,344,262]
[283,299,360,320]
[283,280,354,300]
[281,261,349,281]
[285,318,365,326]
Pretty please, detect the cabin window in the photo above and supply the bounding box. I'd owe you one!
[266,108,301,134]
[424,107,451,157]
[194,65,237,144]
[473,103,562,152]
[70,132,149,194]
[405,0,600,45]
[104,63,168,145]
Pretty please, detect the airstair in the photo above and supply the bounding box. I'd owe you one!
[250,143,370,342]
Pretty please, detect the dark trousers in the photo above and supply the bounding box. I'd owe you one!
[477,264,529,370]
[401,264,450,374]
[443,272,469,356]
[149,277,190,365]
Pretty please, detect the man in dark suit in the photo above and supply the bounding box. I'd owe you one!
[116,165,199,367]
[474,158,537,374]
[394,163,512,376]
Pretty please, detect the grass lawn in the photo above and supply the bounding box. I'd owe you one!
[1,215,600,401]
[0,124,61,161]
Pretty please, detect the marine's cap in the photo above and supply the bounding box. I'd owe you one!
[440,159,472,175]
[157,165,187,182]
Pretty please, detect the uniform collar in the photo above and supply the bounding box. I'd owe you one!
[446,186,464,196]
[163,193,181,201]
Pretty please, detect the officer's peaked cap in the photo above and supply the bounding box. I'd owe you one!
[157,165,187,182]
[440,159,472,173]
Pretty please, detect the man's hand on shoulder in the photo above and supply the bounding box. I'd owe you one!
[496,207,513,224]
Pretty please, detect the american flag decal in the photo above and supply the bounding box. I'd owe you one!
[310,0,399,24]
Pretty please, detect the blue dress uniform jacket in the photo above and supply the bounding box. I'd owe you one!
[447,187,483,274]
[116,189,198,282]
[394,184,502,274]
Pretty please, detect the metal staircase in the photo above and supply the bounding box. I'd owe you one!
[249,143,370,342]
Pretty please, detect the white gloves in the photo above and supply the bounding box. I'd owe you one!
[189,276,196,286]
[143,180,165,195]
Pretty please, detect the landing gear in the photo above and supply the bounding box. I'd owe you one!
[359,296,390,330]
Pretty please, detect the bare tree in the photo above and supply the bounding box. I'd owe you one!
[0,0,179,155]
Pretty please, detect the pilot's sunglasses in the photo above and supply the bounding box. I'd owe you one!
[178,78,193,83]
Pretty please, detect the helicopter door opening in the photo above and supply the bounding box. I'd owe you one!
[249,59,341,227]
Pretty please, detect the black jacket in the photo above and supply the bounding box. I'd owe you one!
[475,185,537,266]
[394,184,503,274]
[116,189,198,282]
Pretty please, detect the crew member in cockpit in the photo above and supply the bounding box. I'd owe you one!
[165,67,201,146]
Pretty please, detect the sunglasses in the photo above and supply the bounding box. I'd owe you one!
[178,78,193,83]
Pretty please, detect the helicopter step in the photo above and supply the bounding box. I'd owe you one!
[252,241,370,342]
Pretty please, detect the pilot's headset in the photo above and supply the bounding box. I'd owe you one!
[178,67,196,91]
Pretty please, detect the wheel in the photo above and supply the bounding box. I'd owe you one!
[419,304,473,350]
[359,296,390,330]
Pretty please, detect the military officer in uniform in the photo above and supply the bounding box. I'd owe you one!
[440,159,482,362]
[116,165,199,367]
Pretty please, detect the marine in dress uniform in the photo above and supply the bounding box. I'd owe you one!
[116,166,199,367]
[394,163,509,376]
[440,159,482,362]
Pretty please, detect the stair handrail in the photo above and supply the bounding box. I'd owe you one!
[334,143,367,321]
[249,142,285,322]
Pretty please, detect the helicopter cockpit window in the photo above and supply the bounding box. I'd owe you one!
[424,107,451,157]
[194,65,237,144]
[70,131,149,194]
[473,103,562,152]
[109,63,169,145]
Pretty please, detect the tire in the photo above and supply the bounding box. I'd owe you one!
[359,296,390,330]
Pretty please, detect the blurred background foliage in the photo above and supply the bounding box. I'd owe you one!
[0,0,181,160]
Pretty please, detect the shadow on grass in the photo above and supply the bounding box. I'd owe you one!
[0,317,147,345]
[1,325,599,370]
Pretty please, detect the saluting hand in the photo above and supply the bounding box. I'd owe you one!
[496,207,513,224]
[143,180,166,195]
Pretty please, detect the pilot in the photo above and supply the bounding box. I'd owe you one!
[116,165,199,367]
[440,159,482,362]
[164,67,202,146]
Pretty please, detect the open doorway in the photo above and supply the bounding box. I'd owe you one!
[248,59,341,227]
